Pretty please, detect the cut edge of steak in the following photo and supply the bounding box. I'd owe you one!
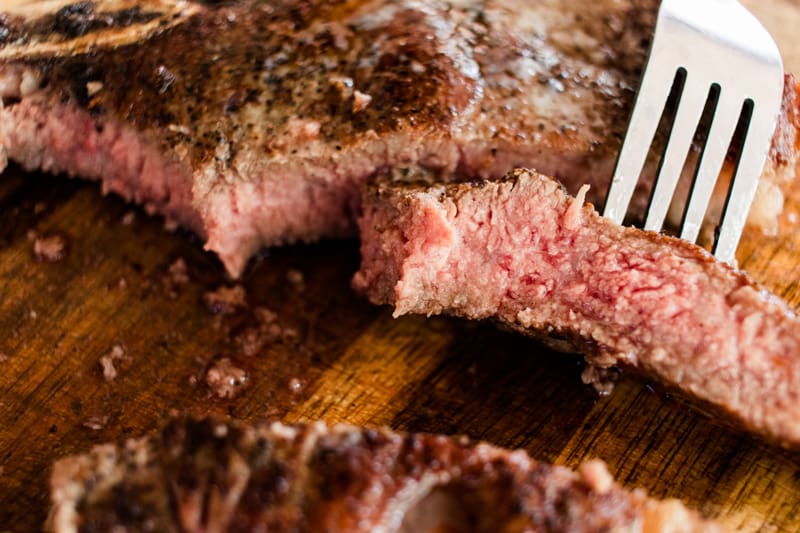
[0,68,203,233]
[353,168,800,448]
[47,416,723,532]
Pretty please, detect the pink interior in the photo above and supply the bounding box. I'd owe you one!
[355,170,800,446]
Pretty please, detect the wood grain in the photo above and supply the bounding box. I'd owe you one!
[2,2,800,531]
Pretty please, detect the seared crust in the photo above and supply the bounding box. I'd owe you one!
[1,0,641,153]
[48,416,722,532]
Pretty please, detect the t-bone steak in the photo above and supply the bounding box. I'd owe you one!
[47,416,722,532]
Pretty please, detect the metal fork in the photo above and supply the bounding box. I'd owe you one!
[603,0,784,263]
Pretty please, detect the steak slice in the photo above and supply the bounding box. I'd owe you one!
[353,168,800,448]
[1,0,799,276]
[47,416,721,532]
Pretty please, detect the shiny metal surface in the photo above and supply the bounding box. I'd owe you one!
[603,0,784,263]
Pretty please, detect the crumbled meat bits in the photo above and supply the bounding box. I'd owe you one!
[234,307,282,357]
[205,358,248,399]
[162,257,190,297]
[98,344,130,382]
[33,234,68,262]
[82,415,109,431]
[581,364,620,396]
[288,377,303,393]
[203,285,247,314]
[120,211,136,226]
[166,258,189,285]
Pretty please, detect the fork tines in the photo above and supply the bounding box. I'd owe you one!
[603,0,784,264]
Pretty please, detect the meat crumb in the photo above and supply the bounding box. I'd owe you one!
[235,307,281,356]
[29,309,37,320]
[581,364,619,396]
[33,234,68,262]
[289,378,303,393]
[352,90,372,113]
[162,258,190,298]
[206,358,248,399]
[579,459,614,494]
[99,356,117,382]
[168,258,190,284]
[121,211,136,226]
[0,353,8,363]
[99,344,130,382]
[82,415,109,431]
[204,285,247,314]
[236,328,266,357]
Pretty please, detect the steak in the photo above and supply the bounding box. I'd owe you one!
[47,416,722,532]
[1,0,799,276]
[353,168,800,448]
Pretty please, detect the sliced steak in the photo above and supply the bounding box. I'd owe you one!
[47,416,721,532]
[1,0,799,276]
[353,168,800,448]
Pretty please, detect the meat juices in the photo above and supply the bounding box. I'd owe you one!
[354,169,800,448]
[47,416,722,532]
[1,0,799,277]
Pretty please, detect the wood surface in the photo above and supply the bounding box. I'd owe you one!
[2,1,800,531]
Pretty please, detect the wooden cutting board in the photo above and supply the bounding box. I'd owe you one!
[1,1,800,530]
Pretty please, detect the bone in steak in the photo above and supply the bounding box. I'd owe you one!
[1,0,799,276]
[47,416,722,532]
[353,168,800,448]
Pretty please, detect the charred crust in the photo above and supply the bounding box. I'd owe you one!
[0,14,10,43]
[2,0,485,160]
[12,2,163,43]
[49,416,722,530]
[53,2,96,38]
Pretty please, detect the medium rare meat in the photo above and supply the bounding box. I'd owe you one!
[1,0,799,276]
[353,168,800,448]
[47,416,721,532]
